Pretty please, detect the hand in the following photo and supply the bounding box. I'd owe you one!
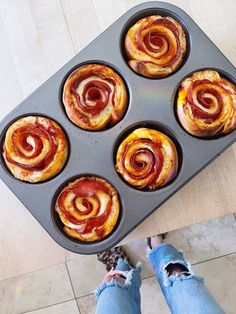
[102,269,126,285]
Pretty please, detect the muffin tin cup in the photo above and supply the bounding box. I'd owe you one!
[113,120,183,191]
[0,1,235,254]
[51,174,124,247]
[0,113,71,184]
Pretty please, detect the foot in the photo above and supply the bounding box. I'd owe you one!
[97,246,132,271]
[146,233,166,249]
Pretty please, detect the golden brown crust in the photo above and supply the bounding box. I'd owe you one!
[55,176,120,242]
[176,70,236,137]
[116,128,178,190]
[3,116,68,183]
[125,15,187,78]
[62,64,128,130]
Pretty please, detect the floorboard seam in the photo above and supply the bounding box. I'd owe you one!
[19,298,75,314]
[0,261,66,283]
[59,0,77,54]
[65,262,81,313]
[192,251,236,266]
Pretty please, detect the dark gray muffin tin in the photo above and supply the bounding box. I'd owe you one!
[0,1,235,254]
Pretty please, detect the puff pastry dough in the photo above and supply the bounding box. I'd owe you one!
[125,15,187,78]
[116,128,178,190]
[55,176,120,242]
[63,64,128,130]
[176,70,236,137]
[3,116,68,183]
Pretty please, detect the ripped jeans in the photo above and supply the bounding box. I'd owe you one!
[95,244,225,314]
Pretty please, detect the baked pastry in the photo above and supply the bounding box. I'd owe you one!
[176,70,236,137]
[62,64,128,130]
[116,128,178,190]
[124,15,187,78]
[55,176,120,242]
[3,116,68,183]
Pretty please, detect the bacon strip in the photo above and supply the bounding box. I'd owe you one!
[116,128,178,190]
[55,177,120,242]
[5,123,58,171]
[121,139,163,189]
[63,64,128,130]
[187,80,223,120]
[125,15,187,78]
[176,70,236,137]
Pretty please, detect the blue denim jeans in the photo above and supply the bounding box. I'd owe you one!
[95,243,225,314]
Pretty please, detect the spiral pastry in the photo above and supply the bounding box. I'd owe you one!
[55,176,120,242]
[124,15,187,78]
[176,70,236,137]
[3,116,68,183]
[62,64,128,130]
[116,128,178,190]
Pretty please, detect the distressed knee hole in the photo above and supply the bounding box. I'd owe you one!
[165,263,190,277]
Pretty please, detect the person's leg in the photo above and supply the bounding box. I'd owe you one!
[115,257,132,271]
[95,247,142,314]
[147,236,225,314]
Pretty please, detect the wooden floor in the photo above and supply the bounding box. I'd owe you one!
[0,0,236,281]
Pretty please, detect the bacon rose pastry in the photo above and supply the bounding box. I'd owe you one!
[3,116,68,183]
[176,70,236,137]
[55,177,120,242]
[124,15,187,78]
[116,128,178,190]
[62,64,128,130]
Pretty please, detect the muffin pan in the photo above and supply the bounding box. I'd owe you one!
[0,1,236,254]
